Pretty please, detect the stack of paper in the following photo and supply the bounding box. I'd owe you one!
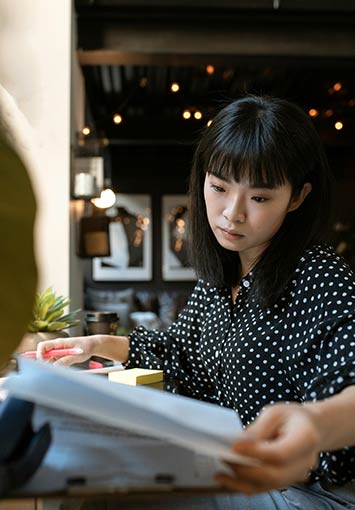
[4,359,252,494]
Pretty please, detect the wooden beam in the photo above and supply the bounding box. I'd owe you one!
[77,24,355,64]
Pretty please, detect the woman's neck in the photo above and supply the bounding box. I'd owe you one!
[231,284,240,303]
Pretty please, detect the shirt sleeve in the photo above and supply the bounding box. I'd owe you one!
[124,280,218,402]
[308,373,355,484]
[302,256,355,483]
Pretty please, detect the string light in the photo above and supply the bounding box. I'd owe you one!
[222,69,234,80]
[170,82,180,93]
[308,108,319,118]
[84,75,354,140]
[113,114,123,124]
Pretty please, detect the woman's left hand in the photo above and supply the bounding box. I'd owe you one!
[215,403,321,494]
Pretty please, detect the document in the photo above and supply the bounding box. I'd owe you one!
[4,359,252,493]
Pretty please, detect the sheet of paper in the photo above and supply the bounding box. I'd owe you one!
[4,359,251,464]
[18,405,228,494]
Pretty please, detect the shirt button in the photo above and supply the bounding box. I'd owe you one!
[243,280,250,288]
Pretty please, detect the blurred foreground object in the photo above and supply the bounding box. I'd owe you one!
[0,85,37,368]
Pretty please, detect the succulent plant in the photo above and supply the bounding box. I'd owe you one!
[28,287,81,333]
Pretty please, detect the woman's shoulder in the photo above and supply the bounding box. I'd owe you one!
[190,279,226,301]
[194,278,220,293]
[295,243,354,282]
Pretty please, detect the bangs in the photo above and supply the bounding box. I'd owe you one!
[206,145,288,189]
[201,100,294,188]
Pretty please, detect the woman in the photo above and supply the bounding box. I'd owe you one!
[37,96,355,509]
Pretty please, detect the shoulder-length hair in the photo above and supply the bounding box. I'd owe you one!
[188,95,334,308]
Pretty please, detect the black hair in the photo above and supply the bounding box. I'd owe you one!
[188,95,334,308]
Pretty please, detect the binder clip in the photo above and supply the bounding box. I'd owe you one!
[0,397,51,496]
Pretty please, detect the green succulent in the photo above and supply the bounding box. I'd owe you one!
[28,287,81,333]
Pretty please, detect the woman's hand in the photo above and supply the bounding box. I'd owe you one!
[36,335,98,366]
[36,334,130,365]
[215,403,321,494]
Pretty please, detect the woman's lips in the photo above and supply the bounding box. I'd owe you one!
[219,227,244,239]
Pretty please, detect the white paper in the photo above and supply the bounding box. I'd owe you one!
[19,405,227,494]
[4,359,253,492]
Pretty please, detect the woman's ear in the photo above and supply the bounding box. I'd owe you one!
[287,182,312,212]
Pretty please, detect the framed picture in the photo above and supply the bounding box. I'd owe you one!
[162,194,196,281]
[92,194,152,281]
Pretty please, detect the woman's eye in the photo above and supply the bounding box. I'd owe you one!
[211,184,225,193]
[252,196,268,203]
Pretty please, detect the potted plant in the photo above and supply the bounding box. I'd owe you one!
[17,288,81,353]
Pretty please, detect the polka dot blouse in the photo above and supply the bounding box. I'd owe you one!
[127,244,355,484]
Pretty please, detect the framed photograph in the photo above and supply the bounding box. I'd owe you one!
[162,194,196,281]
[92,194,152,281]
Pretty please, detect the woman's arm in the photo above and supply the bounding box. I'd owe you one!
[216,385,355,494]
[304,384,355,451]
[36,334,129,365]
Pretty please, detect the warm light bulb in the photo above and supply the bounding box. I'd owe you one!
[333,82,342,92]
[91,189,116,209]
[308,108,319,118]
[82,127,90,135]
[335,121,343,130]
[194,111,202,120]
[207,119,213,127]
[113,114,123,124]
[182,110,191,119]
[170,82,180,93]
[325,109,334,118]
[206,65,215,75]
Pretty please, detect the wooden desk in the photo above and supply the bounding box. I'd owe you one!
[0,488,226,510]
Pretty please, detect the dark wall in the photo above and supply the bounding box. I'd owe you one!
[110,144,193,193]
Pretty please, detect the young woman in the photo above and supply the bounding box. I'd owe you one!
[37,96,355,509]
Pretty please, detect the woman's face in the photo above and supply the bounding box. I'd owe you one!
[204,173,310,274]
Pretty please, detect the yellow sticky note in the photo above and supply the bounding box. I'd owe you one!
[109,368,164,386]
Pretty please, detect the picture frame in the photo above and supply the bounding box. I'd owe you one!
[161,194,196,281]
[92,194,152,281]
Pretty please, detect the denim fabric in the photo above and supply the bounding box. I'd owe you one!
[104,483,355,510]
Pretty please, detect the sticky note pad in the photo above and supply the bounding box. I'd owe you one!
[109,368,164,386]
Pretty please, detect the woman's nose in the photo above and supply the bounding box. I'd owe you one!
[223,199,246,224]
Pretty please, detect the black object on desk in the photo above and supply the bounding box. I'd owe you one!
[84,311,120,336]
[0,397,51,496]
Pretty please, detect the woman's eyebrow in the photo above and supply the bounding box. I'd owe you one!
[250,182,275,189]
[209,173,276,189]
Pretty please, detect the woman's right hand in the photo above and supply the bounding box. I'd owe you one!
[36,335,98,366]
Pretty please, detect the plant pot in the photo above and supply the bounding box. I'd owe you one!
[16,331,69,354]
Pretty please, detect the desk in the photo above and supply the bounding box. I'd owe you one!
[0,488,227,510]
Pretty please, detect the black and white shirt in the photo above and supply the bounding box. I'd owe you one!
[127,244,355,484]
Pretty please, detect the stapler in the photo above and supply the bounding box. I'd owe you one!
[0,397,51,496]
